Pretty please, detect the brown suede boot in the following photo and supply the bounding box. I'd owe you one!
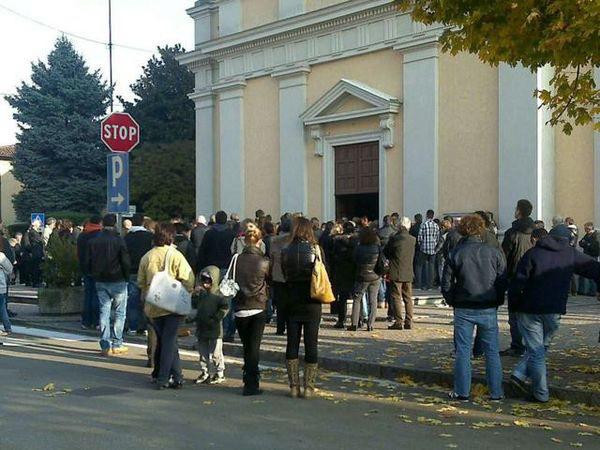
[303,363,318,399]
[286,359,300,398]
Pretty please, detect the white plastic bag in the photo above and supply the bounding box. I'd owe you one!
[219,254,240,297]
[146,247,192,316]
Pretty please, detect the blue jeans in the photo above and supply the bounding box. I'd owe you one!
[127,274,142,331]
[0,293,11,332]
[416,252,435,290]
[513,313,561,402]
[96,281,128,350]
[151,314,183,384]
[453,308,503,399]
[81,275,99,328]
[578,276,597,296]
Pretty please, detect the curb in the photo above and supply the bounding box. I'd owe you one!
[11,319,600,407]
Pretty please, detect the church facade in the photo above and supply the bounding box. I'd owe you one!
[179,0,600,230]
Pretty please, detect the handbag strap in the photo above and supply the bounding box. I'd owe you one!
[231,253,239,280]
[163,246,174,272]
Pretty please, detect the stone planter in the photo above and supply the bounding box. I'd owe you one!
[38,286,84,316]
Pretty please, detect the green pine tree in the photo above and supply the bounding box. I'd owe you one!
[6,37,110,221]
[120,44,195,219]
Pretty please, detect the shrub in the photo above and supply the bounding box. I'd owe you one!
[42,234,80,288]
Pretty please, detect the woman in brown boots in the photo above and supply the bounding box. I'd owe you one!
[282,217,322,398]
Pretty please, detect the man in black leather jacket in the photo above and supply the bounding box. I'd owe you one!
[86,214,131,356]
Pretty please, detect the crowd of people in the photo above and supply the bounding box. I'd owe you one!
[1,199,599,403]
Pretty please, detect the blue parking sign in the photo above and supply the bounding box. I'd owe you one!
[107,153,129,213]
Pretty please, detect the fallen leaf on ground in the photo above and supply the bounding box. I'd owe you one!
[42,383,55,392]
[203,401,214,405]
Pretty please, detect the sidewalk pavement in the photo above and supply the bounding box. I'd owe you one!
[7,293,600,406]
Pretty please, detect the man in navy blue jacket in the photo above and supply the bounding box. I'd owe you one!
[508,228,600,402]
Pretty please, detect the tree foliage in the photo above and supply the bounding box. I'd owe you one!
[399,0,600,134]
[5,37,109,220]
[130,141,195,220]
[119,44,194,142]
[120,45,195,219]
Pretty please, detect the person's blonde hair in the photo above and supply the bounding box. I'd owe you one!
[244,227,263,246]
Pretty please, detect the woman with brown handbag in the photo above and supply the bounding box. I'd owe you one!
[282,217,326,399]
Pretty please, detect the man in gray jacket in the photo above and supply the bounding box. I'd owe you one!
[384,217,416,330]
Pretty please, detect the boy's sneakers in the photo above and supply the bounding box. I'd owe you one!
[209,374,226,385]
[111,346,129,355]
[195,372,210,384]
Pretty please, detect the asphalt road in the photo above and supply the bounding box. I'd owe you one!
[1,327,599,450]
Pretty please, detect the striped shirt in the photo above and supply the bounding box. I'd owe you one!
[418,219,440,255]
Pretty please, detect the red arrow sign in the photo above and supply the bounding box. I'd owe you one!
[101,112,140,153]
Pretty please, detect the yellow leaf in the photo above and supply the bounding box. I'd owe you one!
[42,383,55,392]
[513,420,531,428]
[551,438,563,443]
[440,433,453,438]
[203,400,214,405]
[569,444,583,448]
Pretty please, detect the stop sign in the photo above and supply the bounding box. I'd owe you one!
[100,112,140,152]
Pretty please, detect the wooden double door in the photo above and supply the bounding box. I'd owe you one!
[334,141,379,220]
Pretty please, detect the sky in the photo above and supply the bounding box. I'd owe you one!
[0,0,194,145]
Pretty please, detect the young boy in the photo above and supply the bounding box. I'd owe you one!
[195,266,229,384]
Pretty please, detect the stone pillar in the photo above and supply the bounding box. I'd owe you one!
[273,67,310,215]
[401,43,439,218]
[498,64,555,230]
[218,0,241,36]
[279,0,304,19]
[192,91,215,217]
[188,0,218,46]
[215,81,246,215]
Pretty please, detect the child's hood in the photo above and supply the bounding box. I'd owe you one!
[200,265,221,295]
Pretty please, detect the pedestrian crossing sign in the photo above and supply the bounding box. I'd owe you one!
[31,213,45,227]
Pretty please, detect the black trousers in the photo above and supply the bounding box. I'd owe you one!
[235,311,266,387]
[335,289,352,324]
[286,319,320,364]
[272,282,287,334]
[151,314,183,384]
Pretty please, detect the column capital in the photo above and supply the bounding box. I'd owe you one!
[396,41,440,64]
[190,89,215,109]
[272,66,311,89]
[213,80,247,100]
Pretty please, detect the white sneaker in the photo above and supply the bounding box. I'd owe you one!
[195,372,210,384]
[209,374,226,385]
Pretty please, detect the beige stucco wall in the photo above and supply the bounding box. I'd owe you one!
[244,76,280,219]
[306,0,348,13]
[438,51,499,218]
[0,160,21,225]
[306,49,404,218]
[555,124,595,226]
[241,0,278,30]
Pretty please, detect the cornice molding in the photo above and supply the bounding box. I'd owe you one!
[198,0,396,57]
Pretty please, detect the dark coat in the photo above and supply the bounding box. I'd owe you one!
[233,246,270,311]
[196,265,229,339]
[508,236,600,315]
[441,237,507,309]
[86,228,131,283]
[198,224,236,270]
[502,217,535,278]
[282,240,316,283]
[191,225,207,256]
[175,235,197,273]
[332,234,356,291]
[353,243,380,283]
[579,231,600,258]
[442,229,462,260]
[124,229,153,274]
[384,230,415,282]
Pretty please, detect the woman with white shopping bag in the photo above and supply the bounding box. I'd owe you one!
[138,223,195,390]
